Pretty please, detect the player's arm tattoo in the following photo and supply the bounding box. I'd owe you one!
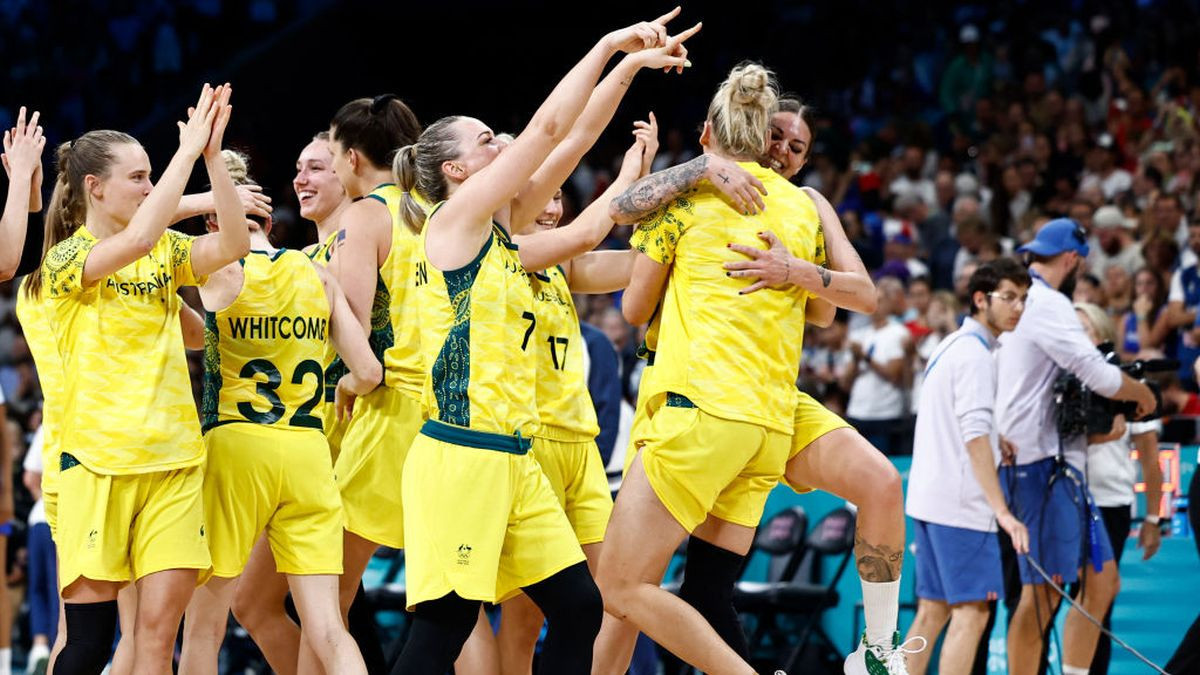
[855,531,902,582]
[819,266,832,288]
[611,155,710,224]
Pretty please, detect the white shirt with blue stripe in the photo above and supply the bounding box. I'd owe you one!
[906,316,1002,532]
[994,274,1123,470]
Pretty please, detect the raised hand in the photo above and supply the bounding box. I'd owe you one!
[236,183,272,219]
[619,137,647,179]
[2,106,45,180]
[204,84,233,160]
[176,83,220,159]
[630,21,701,74]
[607,6,679,54]
[632,113,660,177]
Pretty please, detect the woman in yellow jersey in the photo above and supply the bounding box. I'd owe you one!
[177,150,378,675]
[0,105,44,281]
[494,119,659,675]
[612,95,912,673]
[389,14,695,674]
[321,95,423,630]
[29,83,249,675]
[592,63,824,675]
[226,131,357,675]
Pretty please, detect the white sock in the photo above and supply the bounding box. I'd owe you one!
[27,643,49,661]
[1062,666,1090,675]
[861,577,900,646]
[0,647,10,675]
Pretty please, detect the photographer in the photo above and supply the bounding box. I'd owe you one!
[994,219,1157,675]
[1073,302,1163,675]
[903,259,1032,675]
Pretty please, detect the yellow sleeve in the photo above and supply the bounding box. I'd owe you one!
[166,230,206,287]
[42,234,97,299]
[630,198,694,265]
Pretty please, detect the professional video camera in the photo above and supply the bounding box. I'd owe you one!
[1054,342,1176,437]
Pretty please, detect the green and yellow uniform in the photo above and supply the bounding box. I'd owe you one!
[201,249,343,577]
[334,184,426,549]
[307,228,350,457]
[15,281,64,536]
[403,213,583,608]
[41,227,211,588]
[629,162,821,531]
[528,265,612,545]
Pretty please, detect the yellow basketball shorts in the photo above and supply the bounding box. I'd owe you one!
[637,393,790,532]
[783,391,853,494]
[44,491,58,540]
[530,436,613,546]
[203,423,344,578]
[56,455,211,591]
[334,387,422,549]
[622,373,663,478]
[402,421,585,609]
[322,403,349,463]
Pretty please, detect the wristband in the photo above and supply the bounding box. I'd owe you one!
[1145,514,1161,525]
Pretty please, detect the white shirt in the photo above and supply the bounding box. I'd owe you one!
[1086,419,1161,508]
[907,317,1002,531]
[23,427,44,527]
[847,320,910,420]
[995,275,1124,469]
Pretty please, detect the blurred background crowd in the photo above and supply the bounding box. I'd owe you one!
[2,0,1200,668]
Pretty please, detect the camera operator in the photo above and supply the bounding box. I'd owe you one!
[994,219,1157,675]
[903,259,1032,675]
[1072,302,1163,675]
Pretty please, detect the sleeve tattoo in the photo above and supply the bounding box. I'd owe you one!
[611,155,710,224]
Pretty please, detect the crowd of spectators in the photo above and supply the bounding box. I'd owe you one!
[4,0,1200,666]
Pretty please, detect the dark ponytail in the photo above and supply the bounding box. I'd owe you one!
[329,95,421,169]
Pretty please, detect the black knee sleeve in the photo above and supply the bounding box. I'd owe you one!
[348,582,387,674]
[679,537,749,658]
[390,593,479,675]
[55,600,118,675]
[525,562,603,675]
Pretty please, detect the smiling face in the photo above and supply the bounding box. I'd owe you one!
[763,110,811,179]
[533,189,564,232]
[87,142,153,227]
[442,117,502,185]
[294,138,346,223]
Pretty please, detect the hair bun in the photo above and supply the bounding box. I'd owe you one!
[221,149,251,185]
[55,141,73,173]
[730,64,771,106]
[370,94,399,114]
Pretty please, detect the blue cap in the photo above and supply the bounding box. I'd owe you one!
[1017,218,1090,258]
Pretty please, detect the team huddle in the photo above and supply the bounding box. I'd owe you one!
[2,8,949,675]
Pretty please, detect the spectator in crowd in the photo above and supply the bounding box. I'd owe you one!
[1088,204,1144,277]
[1166,218,1200,386]
[1074,272,1108,309]
[889,146,936,207]
[910,290,960,414]
[1120,267,1174,360]
[844,276,913,454]
[22,423,56,675]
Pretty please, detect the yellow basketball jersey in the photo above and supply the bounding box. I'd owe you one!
[416,211,538,436]
[630,162,820,433]
[15,281,64,492]
[530,266,598,441]
[40,227,205,474]
[370,184,425,398]
[201,249,331,432]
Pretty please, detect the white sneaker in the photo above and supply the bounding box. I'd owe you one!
[843,631,926,675]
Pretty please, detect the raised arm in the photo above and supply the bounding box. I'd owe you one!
[427,17,693,270]
[510,7,684,230]
[610,153,766,225]
[0,107,45,281]
[516,116,658,273]
[81,85,219,285]
[174,184,271,224]
[189,86,251,276]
